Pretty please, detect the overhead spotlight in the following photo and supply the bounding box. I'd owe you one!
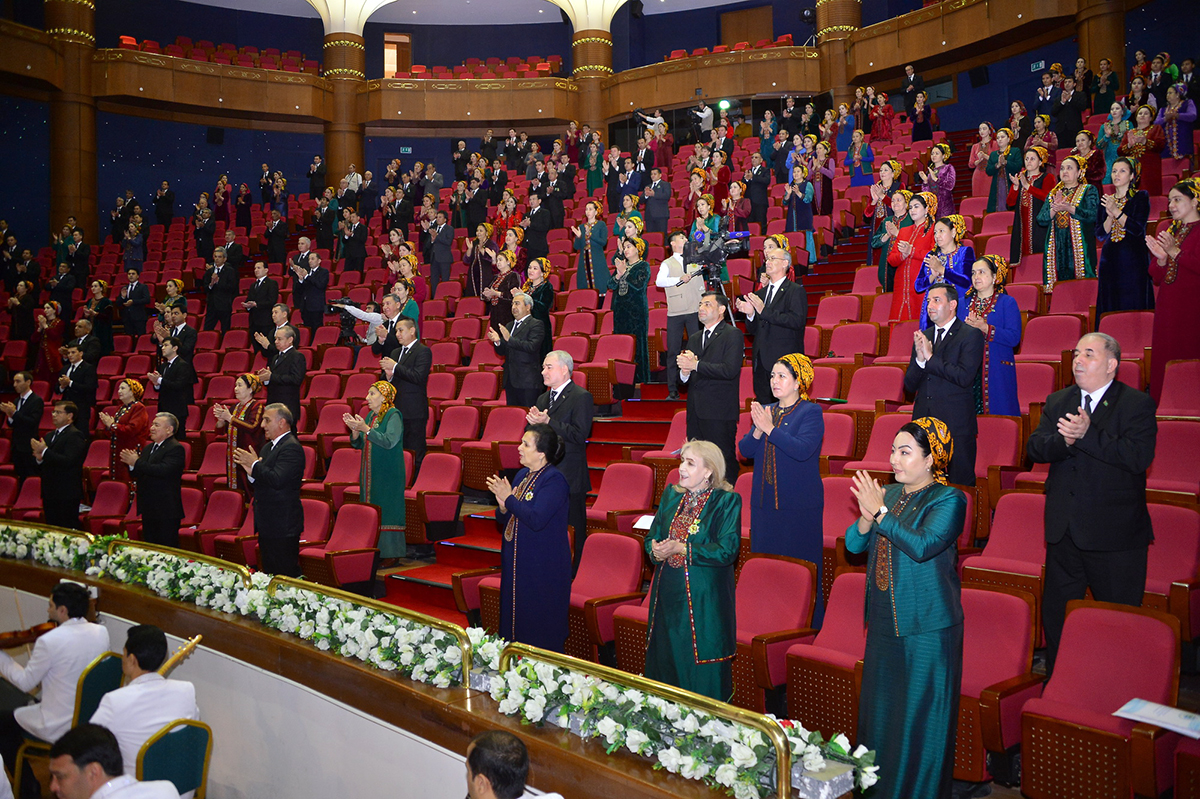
[801,8,816,25]
[718,99,730,110]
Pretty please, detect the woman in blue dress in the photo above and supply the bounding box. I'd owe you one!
[847,129,875,187]
[1096,157,1154,316]
[847,418,966,799]
[835,103,856,154]
[783,164,814,234]
[486,424,573,653]
[738,353,826,624]
[914,214,975,329]
[959,255,1022,415]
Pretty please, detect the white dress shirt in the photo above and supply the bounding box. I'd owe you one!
[1080,379,1114,413]
[0,618,110,741]
[90,672,200,775]
[745,277,786,321]
[90,774,181,799]
[247,430,289,483]
[680,322,721,383]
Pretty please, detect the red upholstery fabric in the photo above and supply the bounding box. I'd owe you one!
[806,572,867,660]
[839,366,904,411]
[736,557,816,684]
[814,323,879,363]
[974,415,1020,479]
[1146,421,1200,496]
[813,295,861,326]
[1014,315,1084,361]
[962,588,1035,746]
[585,463,653,528]
[821,475,858,549]
[428,406,480,452]
[1158,360,1200,417]
[570,533,643,608]
[843,413,909,472]
[1145,503,1200,599]
[968,492,1045,563]
[633,410,686,460]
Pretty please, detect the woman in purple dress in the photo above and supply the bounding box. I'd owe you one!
[918,143,957,216]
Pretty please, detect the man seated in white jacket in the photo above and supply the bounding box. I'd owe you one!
[90,626,199,776]
[466,731,564,799]
[49,724,180,799]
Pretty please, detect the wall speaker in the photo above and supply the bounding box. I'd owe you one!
[630,0,644,18]
[968,66,989,88]
[206,127,225,145]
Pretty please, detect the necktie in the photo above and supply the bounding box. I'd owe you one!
[48,429,57,447]
[934,328,945,349]
[764,284,775,309]
[511,320,521,336]
[703,328,712,349]
[1083,394,1093,415]
[400,346,409,361]
[549,389,562,412]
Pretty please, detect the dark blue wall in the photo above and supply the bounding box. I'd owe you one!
[94,0,324,56]
[1124,0,1196,71]
[361,20,573,80]
[0,95,50,247]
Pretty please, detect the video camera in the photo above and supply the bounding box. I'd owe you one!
[327,297,364,345]
[682,226,750,291]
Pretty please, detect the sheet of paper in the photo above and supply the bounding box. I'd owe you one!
[1114,698,1200,739]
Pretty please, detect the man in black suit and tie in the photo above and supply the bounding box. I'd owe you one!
[0,372,44,478]
[679,292,745,483]
[313,197,336,252]
[202,247,239,333]
[259,163,274,205]
[634,137,655,175]
[618,157,642,204]
[153,181,175,228]
[713,125,735,160]
[48,263,76,316]
[65,230,90,289]
[291,251,329,332]
[149,337,197,439]
[234,403,305,576]
[427,210,455,298]
[220,229,246,272]
[901,64,925,119]
[121,412,186,547]
[290,236,314,271]
[357,172,379,220]
[736,249,808,403]
[903,284,984,486]
[307,155,326,199]
[527,350,595,572]
[194,209,216,261]
[642,168,671,234]
[156,306,197,363]
[1050,75,1089,143]
[381,317,431,471]
[31,402,89,530]
[543,165,572,230]
[260,326,306,423]
[66,319,102,366]
[118,268,151,338]
[744,153,771,230]
[370,295,405,357]
[263,210,288,265]
[57,343,97,432]
[244,262,279,354]
[1027,332,1158,674]
[340,209,368,273]
[521,194,551,262]
[488,294,546,407]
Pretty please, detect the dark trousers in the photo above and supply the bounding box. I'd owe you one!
[13,452,36,480]
[568,491,588,574]
[686,414,739,486]
[73,405,92,433]
[259,535,301,577]
[1042,534,1148,674]
[506,386,541,408]
[749,201,767,230]
[946,430,976,489]
[429,259,451,298]
[665,314,699,393]
[301,309,324,332]
[142,516,181,548]
[345,256,364,273]
[204,306,232,333]
[404,415,427,475]
[44,497,81,531]
[752,360,774,405]
[645,215,668,235]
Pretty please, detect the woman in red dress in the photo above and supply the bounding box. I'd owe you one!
[888,192,938,322]
[491,190,523,241]
[1071,131,1107,190]
[708,149,731,211]
[1145,178,1200,401]
[32,302,65,382]
[1119,105,1167,196]
[97,378,150,485]
[213,373,265,500]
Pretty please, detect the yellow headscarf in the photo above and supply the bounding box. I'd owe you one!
[699,193,715,211]
[791,162,809,181]
[997,127,1015,156]
[479,222,495,240]
[977,255,1011,290]
[882,159,903,180]
[498,249,518,269]
[914,191,939,219]
[690,167,708,181]
[167,278,184,295]
[730,180,747,196]
[95,280,110,294]
[370,380,396,420]
[240,373,263,394]
[1036,114,1051,131]
[941,214,967,244]
[625,216,645,234]
[123,378,144,401]
[507,226,525,245]
[624,236,647,260]
[777,353,814,400]
[912,417,954,485]
[931,143,951,160]
[895,189,914,205]
[1026,146,1049,166]
[766,233,790,252]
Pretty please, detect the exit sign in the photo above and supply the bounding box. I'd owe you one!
[399,146,413,155]
[1031,60,1045,73]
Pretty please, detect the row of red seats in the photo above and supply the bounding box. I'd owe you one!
[664,33,794,61]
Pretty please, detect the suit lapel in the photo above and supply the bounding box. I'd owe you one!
[1088,381,1123,426]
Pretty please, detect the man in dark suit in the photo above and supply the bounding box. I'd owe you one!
[156,306,197,363]
[370,295,405,357]
[744,153,771,230]
[618,157,642,203]
[713,125,735,160]
[193,209,215,261]
[153,181,175,228]
[307,155,326,199]
[149,337,196,439]
[903,284,984,486]
[357,171,379,219]
[57,343,97,432]
[259,163,274,205]
[382,317,431,471]
[633,137,655,175]
[340,209,368,273]
[1050,75,1089,143]
[420,210,452,299]
[65,230,90,289]
[1027,332,1157,674]
[47,263,76,316]
[291,251,329,332]
[66,319,102,366]
[464,178,489,232]
[313,197,336,252]
[31,402,89,530]
[220,229,246,272]
[202,247,239,333]
[0,372,44,478]
[901,64,925,119]
[541,165,573,230]
[603,149,624,214]
[290,236,314,271]
[260,326,306,422]
[122,412,186,547]
[527,350,595,572]
[118,268,151,339]
[736,248,808,403]
[488,294,546,407]
[263,210,288,265]
[521,194,551,261]
[234,403,305,576]
[244,261,279,353]
[679,292,745,483]
[642,168,671,235]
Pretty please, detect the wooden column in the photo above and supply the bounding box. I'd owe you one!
[572,29,613,131]
[46,0,97,242]
[816,0,861,109]
[322,33,367,184]
[1076,0,1125,91]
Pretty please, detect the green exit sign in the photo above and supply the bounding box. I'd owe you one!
[1031,60,1046,73]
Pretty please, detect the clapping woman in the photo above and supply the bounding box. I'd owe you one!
[213,373,265,500]
[915,214,975,329]
[1144,178,1200,401]
[611,237,651,384]
[887,192,938,321]
[344,381,407,560]
[1096,157,1154,316]
[959,257,1021,415]
[1039,155,1099,293]
[644,440,741,700]
[98,378,151,486]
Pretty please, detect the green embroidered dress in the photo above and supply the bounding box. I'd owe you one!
[350,406,406,557]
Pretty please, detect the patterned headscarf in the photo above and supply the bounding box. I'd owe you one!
[914,191,938,219]
[1171,82,1189,101]
[497,249,518,269]
[45,301,61,317]
[479,222,495,240]
[912,417,954,485]
[690,167,707,182]
[791,162,809,181]
[507,226,525,245]
[624,236,647,260]
[996,127,1015,156]
[370,380,396,419]
[977,255,1011,290]
[941,214,967,244]
[699,193,715,211]
[1010,101,1027,117]
[730,180,747,196]
[122,378,144,401]
[528,256,552,276]
[398,254,418,271]
[625,216,645,234]
[240,372,263,394]
[882,159,903,180]
[584,199,603,216]
[166,278,184,295]
[394,277,415,296]
[1076,130,1097,146]
[1027,146,1050,166]
[1049,63,1063,74]
[978,122,996,142]
[803,134,818,149]
[1059,154,1088,183]
[777,353,814,400]
[765,233,790,252]
[895,189,914,206]
[1035,114,1051,131]
[931,142,952,160]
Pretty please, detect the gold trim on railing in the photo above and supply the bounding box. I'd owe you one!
[573,65,614,75]
[104,540,252,588]
[46,27,95,45]
[498,643,792,799]
[572,36,613,46]
[266,576,473,676]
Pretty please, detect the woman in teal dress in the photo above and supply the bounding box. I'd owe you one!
[871,189,913,291]
[612,193,643,240]
[392,277,420,337]
[1038,155,1099,293]
[520,257,556,361]
[611,237,651,384]
[984,128,1022,212]
[689,194,729,282]
[846,418,966,799]
[738,354,826,623]
[344,381,407,559]
[644,440,742,701]
[571,199,609,295]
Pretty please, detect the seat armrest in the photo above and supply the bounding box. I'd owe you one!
[418,490,464,523]
[1130,722,1176,799]
[605,508,655,532]
[978,672,1044,752]
[452,567,502,613]
[1169,580,1200,642]
[583,593,647,644]
[751,627,817,688]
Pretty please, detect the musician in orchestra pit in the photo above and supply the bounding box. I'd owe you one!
[89,625,200,776]
[0,583,110,796]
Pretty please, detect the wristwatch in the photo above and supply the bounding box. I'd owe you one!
[873,506,888,521]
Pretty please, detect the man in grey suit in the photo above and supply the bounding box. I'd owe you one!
[642,168,672,234]
[488,294,546,407]
[427,210,455,298]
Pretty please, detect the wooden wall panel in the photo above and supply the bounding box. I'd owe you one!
[0,20,64,91]
[720,6,773,48]
[363,78,577,126]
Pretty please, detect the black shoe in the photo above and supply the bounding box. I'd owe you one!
[667,391,680,400]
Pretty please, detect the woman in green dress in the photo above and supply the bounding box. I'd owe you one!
[870,189,913,292]
[612,193,643,240]
[585,144,605,195]
[343,381,407,559]
[571,200,609,296]
[519,257,556,361]
[846,418,966,799]
[1038,154,1099,294]
[611,236,651,383]
[644,439,742,701]
[984,127,1022,213]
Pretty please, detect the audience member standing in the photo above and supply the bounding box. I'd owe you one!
[202,247,238,333]
[488,294,546,408]
[656,231,704,400]
[235,403,305,577]
[118,268,150,339]
[260,326,305,423]
[58,342,97,433]
[1,372,43,479]
[381,317,431,471]
[678,292,744,483]
[244,261,279,350]
[1027,332,1156,674]
[307,155,326,199]
[642,168,671,234]
[341,209,368,273]
[31,402,89,529]
[736,248,807,404]
[291,251,328,332]
[122,413,186,547]
[148,338,196,439]
[901,64,924,119]
[1145,177,1200,400]
[427,210,455,298]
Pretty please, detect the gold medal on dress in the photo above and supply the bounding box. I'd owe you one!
[524,491,534,500]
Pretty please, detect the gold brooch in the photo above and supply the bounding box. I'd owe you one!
[524,491,534,500]
[688,522,700,535]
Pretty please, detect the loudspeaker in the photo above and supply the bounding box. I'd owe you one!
[560,9,570,24]
[630,0,644,18]
[206,127,225,145]
[801,8,816,24]
[968,66,989,88]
